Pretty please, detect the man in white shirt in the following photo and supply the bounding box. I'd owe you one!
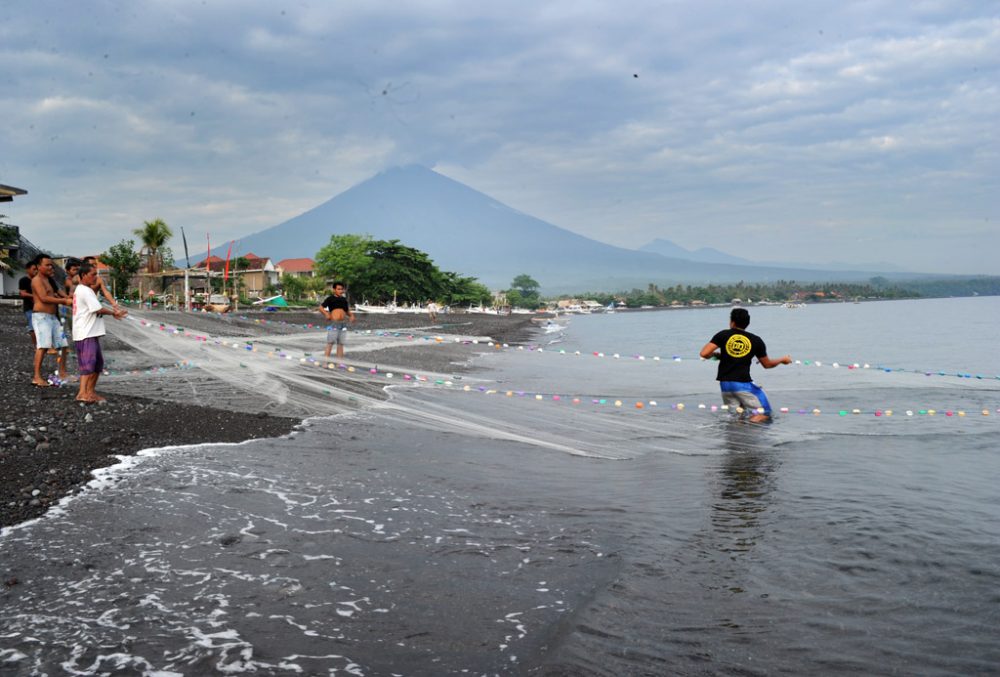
[72,263,127,402]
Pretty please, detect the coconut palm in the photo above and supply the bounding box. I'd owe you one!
[133,218,173,273]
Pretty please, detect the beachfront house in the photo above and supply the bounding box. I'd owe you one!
[0,184,30,298]
[194,252,279,297]
[276,257,315,279]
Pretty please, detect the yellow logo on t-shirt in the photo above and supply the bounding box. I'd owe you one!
[725,334,752,358]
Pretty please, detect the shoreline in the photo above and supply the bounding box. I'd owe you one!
[0,306,541,530]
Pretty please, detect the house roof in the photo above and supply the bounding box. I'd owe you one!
[196,253,273,273]
[0,184,27,202]
[276,257,314,273]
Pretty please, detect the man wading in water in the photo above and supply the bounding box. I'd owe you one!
[700,307,791,422]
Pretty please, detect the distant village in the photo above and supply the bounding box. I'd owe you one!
[1,227,321,311]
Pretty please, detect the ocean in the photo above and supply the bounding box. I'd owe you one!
[2,297,998,675]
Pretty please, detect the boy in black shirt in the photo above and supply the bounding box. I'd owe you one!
[18,258,39,347]
[700,307,791,422]
[320,281,356,359]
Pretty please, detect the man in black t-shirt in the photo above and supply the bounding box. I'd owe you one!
[18,259,39,347]
[319,281,356,359]
[699,307,791,422]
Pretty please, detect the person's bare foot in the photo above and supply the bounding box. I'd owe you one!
[32,379,50,387]
[75,394,105,403]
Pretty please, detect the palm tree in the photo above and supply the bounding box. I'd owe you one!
[133,218,173,273]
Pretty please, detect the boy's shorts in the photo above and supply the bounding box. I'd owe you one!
[32,312,68,350]
[326,323,348,346]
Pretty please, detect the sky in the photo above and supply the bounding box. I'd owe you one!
[2,0,998,275]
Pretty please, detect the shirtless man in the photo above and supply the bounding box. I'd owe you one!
[30,256,73,386]
[82,256,118,307]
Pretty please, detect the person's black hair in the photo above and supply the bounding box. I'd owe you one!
[29,253,48,267]
[66,257,82,270]
[730,307,750,329]
[332,281,346,289]
[78,262,95,277]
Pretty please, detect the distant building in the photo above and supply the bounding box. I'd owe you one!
[0,184,29,297]
[0,183,27,203]
[276,257,315,278]
[194,251,280,296]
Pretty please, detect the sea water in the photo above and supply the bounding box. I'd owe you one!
[1,297,998,675]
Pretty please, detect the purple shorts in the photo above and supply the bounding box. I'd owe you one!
[75,337,104,376]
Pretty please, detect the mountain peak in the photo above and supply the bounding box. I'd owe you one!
[229,168,902,291]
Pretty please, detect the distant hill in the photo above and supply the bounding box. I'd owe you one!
[228,165,914,292]
[638,238,904,273]
[639,239,753,266]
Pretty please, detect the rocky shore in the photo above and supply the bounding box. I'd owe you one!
[0,305,541,530]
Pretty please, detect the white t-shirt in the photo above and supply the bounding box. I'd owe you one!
[73,284,106,341]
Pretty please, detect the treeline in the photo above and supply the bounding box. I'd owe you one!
[900,277,1000,298]
[576,280,891,307]
[315,234,493,306]
[569,278,996,308]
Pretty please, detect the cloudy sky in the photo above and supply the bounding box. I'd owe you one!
[2,0,998,275]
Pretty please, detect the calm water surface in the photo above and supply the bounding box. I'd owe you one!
[1,297,998,675]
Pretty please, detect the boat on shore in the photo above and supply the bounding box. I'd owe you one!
[355,302,398,314]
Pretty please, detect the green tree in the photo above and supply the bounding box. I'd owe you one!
[314,234,373,285]
[306,274,328,298]
[133,218,174,273]
[440,271,492,306]
[281,273,307,300]
[100,239,142,298]
[160,246,175,270]
[355,240,445,303]
[509,273,540,308]
[315,233,495,306]
[511,274,540,296]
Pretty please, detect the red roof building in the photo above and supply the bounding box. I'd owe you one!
[276,257,315,278]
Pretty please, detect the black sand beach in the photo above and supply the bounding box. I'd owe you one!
[0,305,540,530]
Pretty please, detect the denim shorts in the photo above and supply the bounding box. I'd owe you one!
[32,312,68,350]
